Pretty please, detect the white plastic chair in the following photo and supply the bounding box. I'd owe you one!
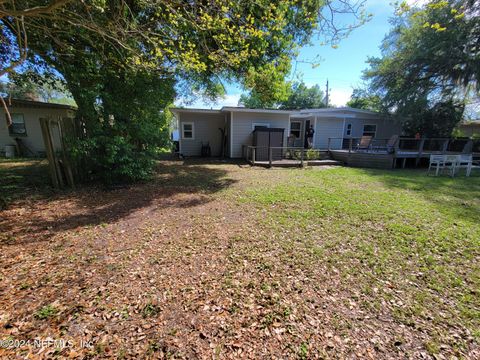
[444,155,460,177]
[428,154,446,176]
[455,154,473,177]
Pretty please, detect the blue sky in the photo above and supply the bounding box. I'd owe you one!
[183,0,417,109]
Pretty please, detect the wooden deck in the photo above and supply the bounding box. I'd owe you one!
[330,149,477,169]
[251,159,342,168]
[330,150,395,169]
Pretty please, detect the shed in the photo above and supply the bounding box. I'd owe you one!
[252,127,284,161]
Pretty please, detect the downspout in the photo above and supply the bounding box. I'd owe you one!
[230,111,233,158]
[177,113,182,155]
[223,112,227,158]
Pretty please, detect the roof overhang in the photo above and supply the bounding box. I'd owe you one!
[170,106,386,119]
[2,98,77,111]
[170,108,222,116]
[221,107,294,115]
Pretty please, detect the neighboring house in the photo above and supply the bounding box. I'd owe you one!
[171,107,402,158]
[1,98,76,157]
[458,121,480,137]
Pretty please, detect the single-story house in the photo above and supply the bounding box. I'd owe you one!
[1,98,76,157]
[171,107,403,158]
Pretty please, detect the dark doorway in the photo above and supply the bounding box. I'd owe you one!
[304,120,311,149]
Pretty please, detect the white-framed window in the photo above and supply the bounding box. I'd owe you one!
[290,121,302,138]
[363,124,377,137]
[346,123,352,136]
[182,122,194,139]
[252,122,270,131]
[7,113,27,136]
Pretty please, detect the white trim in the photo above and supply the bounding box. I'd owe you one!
[181,121,195,140]
[300,107,380,116]
[252,122,270,131]
[222,107,293,114]
[289,120,302,139]
[313,116,317,148]
[171,108,221,116]
[362,123,377,138]
[230,111,233,158]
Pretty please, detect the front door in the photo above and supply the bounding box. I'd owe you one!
[304,120,311,148]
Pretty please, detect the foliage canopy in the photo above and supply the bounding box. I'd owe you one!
[355,0,479,136]
[239,81,326,109]
[1,0,366,183]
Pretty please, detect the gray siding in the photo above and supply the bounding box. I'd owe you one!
[343,116,402,139]
[231,112,290,158]
[179,112,225,157]
[0,106,73,156]
[313,117,344,149]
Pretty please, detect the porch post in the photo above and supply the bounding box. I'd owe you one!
[300,148,304,167]
[416,138,425,167]
[349,138,353,153]
[269,147,272,168]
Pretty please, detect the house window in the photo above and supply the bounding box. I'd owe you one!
[252,122,270,131]
[182,122,194,139]
[346,123,352,136]
[363,124,377,137]
[290,121,301,138]
[7,113,27,136]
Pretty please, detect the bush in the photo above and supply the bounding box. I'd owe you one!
[70,112,170,185]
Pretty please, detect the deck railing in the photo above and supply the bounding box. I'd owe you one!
[243,146,327,167]
[328,137,479,155]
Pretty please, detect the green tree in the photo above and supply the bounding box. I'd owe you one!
[280,82,326,110]
[2,0,367,183]
[1,71,75,104]
[346,88,383,112]
[239,81,326,109]
[402,100,464,137]
[361,0,479,135]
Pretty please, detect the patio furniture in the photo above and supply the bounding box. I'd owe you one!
[371,134,399,153]
[444,155,460,177]
[454,154,473,177]
[428,154,446,176]
[355,136,373,151]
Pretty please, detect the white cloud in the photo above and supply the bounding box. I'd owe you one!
[329,87,353,107]
[212,94,242,107]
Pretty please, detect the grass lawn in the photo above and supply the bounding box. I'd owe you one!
[0,158,479,358]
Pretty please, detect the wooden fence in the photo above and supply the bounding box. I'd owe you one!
[39,117,80,189]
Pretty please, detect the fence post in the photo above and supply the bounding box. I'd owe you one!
[39,118,60,189]
[252,147,256,165]
[269,147,273,168]
[349,138,353,153]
